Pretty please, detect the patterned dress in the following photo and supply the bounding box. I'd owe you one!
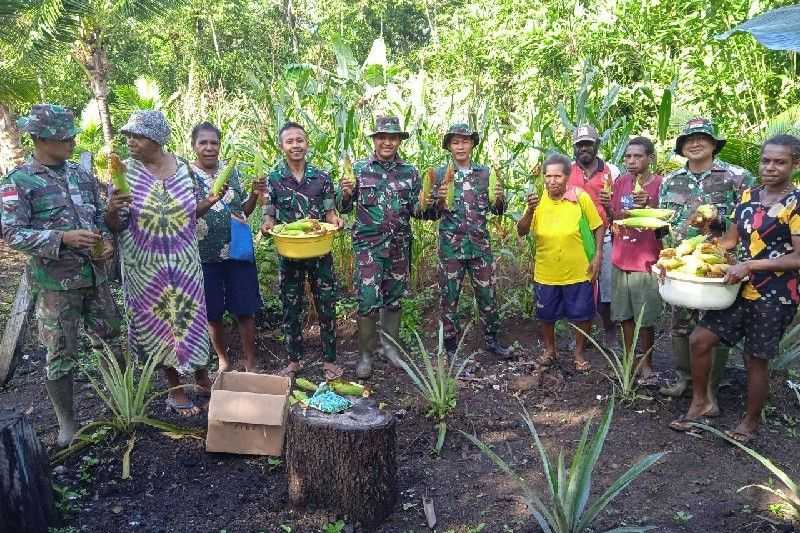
[117,158,209,374]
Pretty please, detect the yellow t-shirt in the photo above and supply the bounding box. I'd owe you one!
[532,190,603,285]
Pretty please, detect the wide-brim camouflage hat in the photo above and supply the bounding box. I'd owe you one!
[675,117,726,156]
[120,110,171,146]
[442,122,480,149]
[16,103,80,140]
[368,115,409,139]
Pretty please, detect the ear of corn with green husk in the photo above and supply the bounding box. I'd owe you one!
[614,216,670,229]
[674,234,706,256]
[488,167,499,204]
[341,152,356,187]
[329,379,367,397]
[294,378,318,392]
[626,208,674,220]
[419,167,435,208]
[109,153,129,194]
[212,156,238,196]
[444,164,455,210]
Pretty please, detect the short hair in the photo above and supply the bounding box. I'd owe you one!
[191,122,221,145]
[763,134,800,162]
[542,153,572,175]
[278,121,306,142]
[626,136,655,157]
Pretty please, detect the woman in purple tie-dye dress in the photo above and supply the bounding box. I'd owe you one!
[106,111,223,416]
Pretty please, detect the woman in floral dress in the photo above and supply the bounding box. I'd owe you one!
[106,111,223,416]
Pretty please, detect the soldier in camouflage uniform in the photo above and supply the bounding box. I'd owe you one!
[658,118,755,410]
[338,116,432,378]
[430,123,510,358]
[261,122,344,380]
[0,104,121,448]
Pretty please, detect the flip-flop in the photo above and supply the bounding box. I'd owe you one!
[669,414,710,433]
[278,362,304,379]
[323,364,344,381]
[536,354,557,369]
[724,429,757,444]
[166,397,201,417]
[574,360,592,372]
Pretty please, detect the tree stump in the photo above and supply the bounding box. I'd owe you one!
[286,398,397,529]
[0,411,59,533]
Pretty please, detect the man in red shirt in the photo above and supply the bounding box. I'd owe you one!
[569,125,620,346]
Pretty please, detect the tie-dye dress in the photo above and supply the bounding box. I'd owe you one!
[117,157,209,374]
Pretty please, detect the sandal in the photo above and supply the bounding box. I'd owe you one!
[323,363,344,381]
[724,429,757,444]
[574,360,592,372]
[669,414,710,433]
[166,397,201,417]
[536,353,557,369]
[278,361,304,379]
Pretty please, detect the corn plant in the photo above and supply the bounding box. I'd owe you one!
[51,345,199,478]
[461,399,665,533]
[383,324,474,454]
[695,423,799,523]
[572,307,648,404]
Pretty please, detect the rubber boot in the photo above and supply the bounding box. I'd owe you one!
[380,309,404,368]
[486,335,512,359]
[706,346,730,416]
[659,336,691,397]
[45,374,76,449]
[356,315,378,379]
[444,337,458,358]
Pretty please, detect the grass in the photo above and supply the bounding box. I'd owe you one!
[461,398,666,533]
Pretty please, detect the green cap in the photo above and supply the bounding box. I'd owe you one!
[368,115,409,139]
[675,117,726,156]
[16,104,80,140]
[442,122,480,149]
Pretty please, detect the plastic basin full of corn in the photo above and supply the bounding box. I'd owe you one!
[269,222,339,259]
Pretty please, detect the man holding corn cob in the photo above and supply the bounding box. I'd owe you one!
[658,118,755,402]
[429,123,510,358]
[0,104,121,448]
[261,122,344,380]
[338,116,429,379]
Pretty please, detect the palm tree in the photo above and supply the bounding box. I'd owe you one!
[0,61,37,174]
[2,0,185,153]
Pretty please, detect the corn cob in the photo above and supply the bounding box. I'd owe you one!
[675,234,706,256]
[341,152,356,188]
[419,167,436,208]
[283,218,321,232]
[656,257,683,270]
[329,380,366,397]
[633,174,644,194]
[626,208,674,220]
[108,153,129,194]
[488,167,499,204]
[699,253,726,264]
[212,156,238,196]
[444,164,455,210]
[292,390,309,404]
[294,377,318,392]
[614,216,670,229]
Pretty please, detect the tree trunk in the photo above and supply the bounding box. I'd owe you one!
[0,103,25,175]
[0,412,60,533]
[286,398,397,529]
[74,34,113,153]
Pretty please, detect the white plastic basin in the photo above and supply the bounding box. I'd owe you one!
[651,266,743,310]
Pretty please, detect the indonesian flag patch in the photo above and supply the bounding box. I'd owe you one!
[1,184,19,204]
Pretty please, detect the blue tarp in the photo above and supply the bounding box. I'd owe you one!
[715,5,800,52]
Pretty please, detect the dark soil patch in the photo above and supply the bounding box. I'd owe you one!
[1,242,799,532]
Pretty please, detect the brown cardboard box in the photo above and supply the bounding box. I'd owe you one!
[205,372,290,455]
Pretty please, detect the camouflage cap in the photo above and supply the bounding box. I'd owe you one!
[120,110,171,146]
[368,115,409,139]
[675,117,726,156]
[573,124,600,145]
[16,104,80,140]
[442,122,480,149]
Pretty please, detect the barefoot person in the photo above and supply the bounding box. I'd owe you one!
[670,135,800,442]
[1,104,121,447]
[106,110,219,417]
[260,122,344,380]
[191,122,264,373]
[430,123,510,358]
[517,153,604,372]
[605,137,663,381]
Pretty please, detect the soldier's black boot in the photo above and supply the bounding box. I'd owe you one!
[485,335,512,359]
[356,314,378,379]
[444,337,458,358]
[46,373,76,449]
[380,308,404,368]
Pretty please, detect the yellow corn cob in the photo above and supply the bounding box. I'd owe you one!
[294,378,318,392]
[675,235,706,256]
[108,153,129,194]
[284,218,321,232]
[212,156,238,196]
[633,175,644,194]
[626,208,674,220]
[699,253,726,264]
[419,167,436,208]
[614,216,670,229]
[444,164,455,210]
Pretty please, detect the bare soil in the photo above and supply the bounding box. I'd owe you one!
[1,240,799,533]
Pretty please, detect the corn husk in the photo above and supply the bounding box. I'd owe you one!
[108,153,129,194]
[212,157,238,196]
[444,164,455,210]
[626,208,674,220]
[614,216,670,229]
[419,167,436,208]
[488,167,500,204]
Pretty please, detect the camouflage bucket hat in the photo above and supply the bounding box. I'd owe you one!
[16,104,80,140]
[120,110,171,146]
[368,115,409,140]
[675,117,726,156]
[442,122,480,149]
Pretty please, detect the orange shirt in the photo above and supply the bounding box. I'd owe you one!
[568,159,619,225]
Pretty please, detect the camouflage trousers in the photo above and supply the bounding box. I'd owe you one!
[279,254,337,362]
[354,244,409,316]
[439,255,499,341]
[36,283,122,381]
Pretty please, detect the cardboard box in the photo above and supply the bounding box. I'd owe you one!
[205,372,290,456]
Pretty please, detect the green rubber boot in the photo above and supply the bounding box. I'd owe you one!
[45,374,76,449]
[356,314,378,379]
[706,346,730,417]
[380,308,404,368]
[659,335,692,397]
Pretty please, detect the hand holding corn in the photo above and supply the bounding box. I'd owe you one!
[525,192,540,212]
[339,177,355,199]
[632,190,649,207]
[598,188,612,207]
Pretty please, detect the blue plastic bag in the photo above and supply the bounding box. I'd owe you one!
[229,217,255,262]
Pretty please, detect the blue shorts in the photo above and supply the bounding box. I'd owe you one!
[534,281,596,323]
[202,260,262,322]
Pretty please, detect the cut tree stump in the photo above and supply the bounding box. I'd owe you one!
[0,267,33,387]
[286,398,397,529]
[0,411,59,533]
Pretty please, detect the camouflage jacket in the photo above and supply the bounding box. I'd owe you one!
[430,163,504,259]
[263,160,336,223]
[1,157,110,290]
[336,154,425,255]
[659,159,755,242]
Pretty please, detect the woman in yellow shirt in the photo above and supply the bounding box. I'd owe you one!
[517,153,604,371]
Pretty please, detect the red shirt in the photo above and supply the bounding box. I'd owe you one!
[611,173,663,272]
[568,159,618,225]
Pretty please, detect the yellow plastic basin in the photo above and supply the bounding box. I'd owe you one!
[270,222,339,259]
